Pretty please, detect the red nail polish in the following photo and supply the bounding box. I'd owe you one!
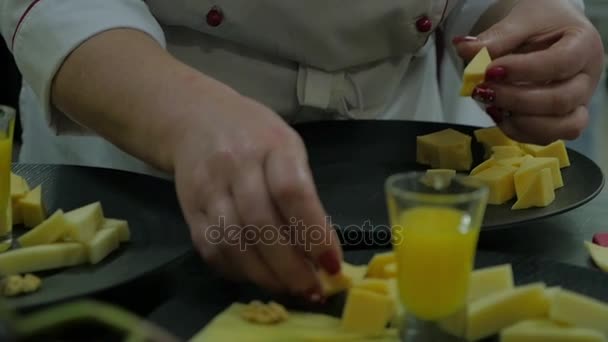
[486,66,507,82]
[486,106,504,125]
[318,250,340,275]
[472,86,496,104]
[593,233,608,247]
[452,36,478,45]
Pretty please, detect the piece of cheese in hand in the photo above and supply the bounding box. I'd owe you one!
[86,225,121,264]
[416,129,473,171]
[471,165,517,205]
[491,146,524,160]
[520,140,570,168]
[354,279,390,295]
[460,47,492,96]
[549,288,608,335]
[466,282,550,341]
[18,185,46,228]
[500,319,606,342]
[366,251,396,278]
[512,168,555,210]
[0,243,87,275]
[103,218,130,242]
[17,210,76,247]
[64,202,104,243]
[585,241,608,272]
[341,288,395,335]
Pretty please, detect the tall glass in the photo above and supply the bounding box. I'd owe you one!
[385,171,489,341]
[0,105,15,244]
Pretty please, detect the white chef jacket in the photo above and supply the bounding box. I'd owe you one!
[0,0,585,178]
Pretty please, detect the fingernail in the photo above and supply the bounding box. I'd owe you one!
[486,66,507,82]
[318,250,341,275]
[452,36,478,45]
[472,85,496,104]
[486,106,504,125]
[593,233,608,247]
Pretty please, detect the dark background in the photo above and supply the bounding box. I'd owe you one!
[0,38,22,144]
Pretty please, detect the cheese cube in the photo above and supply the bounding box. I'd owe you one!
[471,165,517,205]
[469,264,514,302]
[10,173,29,201]
[354,279,390,295]
[64,202,104,243]
[423,169,456,189]
[470,158,496,176]
[319,267,353,297]
[416,129,473,171]
[549,289,608,335]
[491,146,524,160]
[497,155,534,168]
[103,218,130,242]
[521,140,570,168]
[366,251,396,278]
[514,157,563,195]
[460,47,492,96]
[474,127,518,159]
[512,168,555,210]
[584,241,608,272]
[18,185,46,228]
[466,283,550,341]
[18,210,76,247]
[86,225,121,264]
[0,242,87,275]
[500,319,606,342]
[341,288,395,335]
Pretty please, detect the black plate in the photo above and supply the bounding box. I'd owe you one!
[5,164,191,310]
[294,120,605,233]
[147,249,608,340]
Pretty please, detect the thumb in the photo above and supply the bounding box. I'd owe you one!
[453,16,528,62]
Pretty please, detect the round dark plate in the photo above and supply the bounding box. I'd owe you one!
[5,164,191,310]
[146,249,608,341]
[293,120,605,233]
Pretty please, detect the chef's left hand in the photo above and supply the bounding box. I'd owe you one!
[453,0,604,145]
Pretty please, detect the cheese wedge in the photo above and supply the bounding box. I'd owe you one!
[549,289,608,335]
[470,158,496,176]
[496,155,534,168]
[355,279,390,295]
[460,47,492,96]
[466,283,550,341]
[18,185,46,228]
[102,218,130,242]
[64,202,104,243]
[500,319,606,342]
[491,146,524,160]
[319,265,353,297]
[520,140,570,168]
[18,210,76,247]
[10,174,29,225]
[86,225,121,264]
[512,168,555,210]
[469,264,514,302]
[341,288,395,335]
[416,129,473,171]
[366,251,396,278]
[471,165,517,205]
[514,157,563,194]
[474,127,517,159]
[0,243,87,275]
[584,241,608,272]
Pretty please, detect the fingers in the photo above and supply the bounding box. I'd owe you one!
[497,106,589,145]
[265,142,343,276]
[232,163,322,298]
[473,73,592,116]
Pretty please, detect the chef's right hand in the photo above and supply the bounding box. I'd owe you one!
[170,82,343,300]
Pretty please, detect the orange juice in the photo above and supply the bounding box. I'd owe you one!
[392,206,479,321]
[0,106,15,238]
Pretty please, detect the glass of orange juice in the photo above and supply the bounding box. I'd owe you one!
[0,105,15,244]
[385,171,488,341]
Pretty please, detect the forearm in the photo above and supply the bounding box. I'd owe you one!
[51,28,226,173]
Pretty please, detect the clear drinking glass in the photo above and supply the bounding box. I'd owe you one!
[0,105,15,244]
[385,171,489,341]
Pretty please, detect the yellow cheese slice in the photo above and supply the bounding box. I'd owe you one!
[354,278,390,295]
[17,210,76,247]
[520,140,570,168]
[471,165,517,205]
[512,168,555,210]
[63,202,105,243]
[496,155,533,168]
[341,288,395,335]
[469,264,514,302]
[18,185,46,228]
[0,243,87,275]
[366,251,396,278]
[500,319,606,342]
[416,129,473,171]
[86,225,121,264]
[466,282,550,341]
[549,288,608,335]
[460,47,492,96]
[474,127,518,159]
[514,157,563,194]
[470,158,496,176]
[491,146,524,160]
[584,241,608,272]
[102,218,130,242]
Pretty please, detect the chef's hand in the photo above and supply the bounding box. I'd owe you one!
[453,0,604,145]
[171,83,342,300]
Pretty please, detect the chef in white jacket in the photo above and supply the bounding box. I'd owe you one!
[0,0,603,299]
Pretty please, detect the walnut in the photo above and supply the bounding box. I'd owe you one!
[240,300,288,324]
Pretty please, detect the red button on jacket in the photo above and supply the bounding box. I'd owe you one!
[206,7,223,27]
[415,16,433,33]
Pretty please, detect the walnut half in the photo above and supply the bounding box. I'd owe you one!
[240,300,289,324]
